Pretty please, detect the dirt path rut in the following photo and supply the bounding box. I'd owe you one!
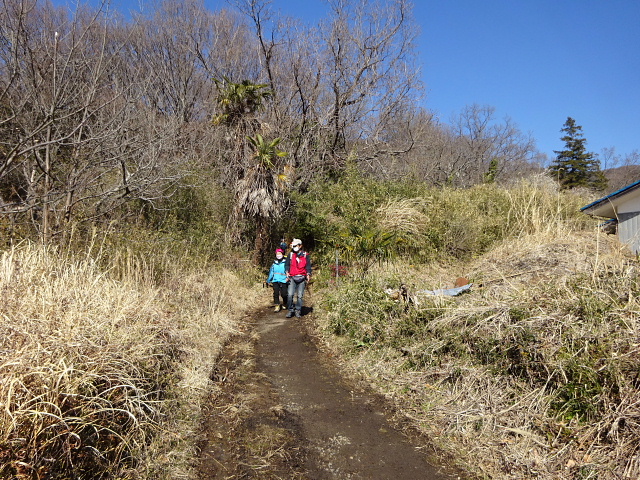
[198,305,463,479]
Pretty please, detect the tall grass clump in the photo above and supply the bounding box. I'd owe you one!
[501,174,593,237]
[0,240,258,479]
[314,179,640,479]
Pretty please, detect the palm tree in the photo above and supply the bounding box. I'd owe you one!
[237,134,289,265]
[212,77,271,129]
[212,77,273,187]
[211,78,282,256]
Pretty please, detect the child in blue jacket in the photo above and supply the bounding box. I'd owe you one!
[266,248,288,312]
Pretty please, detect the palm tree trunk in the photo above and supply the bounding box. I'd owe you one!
[253,216,270,266]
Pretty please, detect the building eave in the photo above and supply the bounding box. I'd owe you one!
[581,179,640,218]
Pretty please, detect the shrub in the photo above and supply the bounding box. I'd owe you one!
[323,277,403,346]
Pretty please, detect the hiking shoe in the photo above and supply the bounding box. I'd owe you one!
[295,310,301,318]
[285,311,294,318]
[274,305,281,312]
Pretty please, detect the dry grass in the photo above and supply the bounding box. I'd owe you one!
[0,242,260,479]
[377,197,431,241]
[315,183,640,479]
[397,232,640,479]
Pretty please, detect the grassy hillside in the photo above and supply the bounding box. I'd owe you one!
[312,180,640,479]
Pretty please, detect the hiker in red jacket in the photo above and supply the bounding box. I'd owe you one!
[285,238,312,318]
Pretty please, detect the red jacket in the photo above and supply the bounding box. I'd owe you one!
[286,251,311,277]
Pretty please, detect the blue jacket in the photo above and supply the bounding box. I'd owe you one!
[267,258,288,284]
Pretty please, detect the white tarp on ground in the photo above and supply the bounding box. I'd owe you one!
[416,283,473,296]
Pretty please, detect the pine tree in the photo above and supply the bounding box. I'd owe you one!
[548,117,607,191]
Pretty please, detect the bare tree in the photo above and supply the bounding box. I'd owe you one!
[2,0,546,247]
[443,104,537,186]
[130,0,217,122]
[230,0,422,185]
[359,104,541,187]
[230,0,279,102]
[316,0,421,171]
[0,0,195,242]
[602,148,640,192]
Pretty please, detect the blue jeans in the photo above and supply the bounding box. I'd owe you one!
[287,279,306,312]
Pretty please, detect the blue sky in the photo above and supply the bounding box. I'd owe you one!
[202,0,640,164]
[413,0,640,164]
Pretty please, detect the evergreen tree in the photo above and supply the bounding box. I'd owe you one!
[549,117,607,190]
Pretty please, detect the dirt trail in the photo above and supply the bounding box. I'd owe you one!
[198,303,464,479]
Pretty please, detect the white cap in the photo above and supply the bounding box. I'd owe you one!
[291,238,302,246]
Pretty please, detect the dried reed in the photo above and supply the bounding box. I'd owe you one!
[0,241,258,478]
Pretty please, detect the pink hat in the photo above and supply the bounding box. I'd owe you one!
[275,248,284,254]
